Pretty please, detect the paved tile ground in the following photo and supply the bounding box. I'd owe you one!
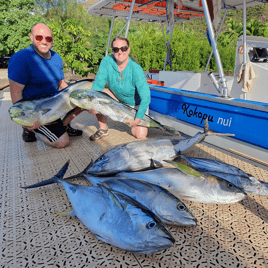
[1,89,268,268]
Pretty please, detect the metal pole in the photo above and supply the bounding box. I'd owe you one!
[201,0,228,98]
[117,23,128,36]
[125,0,136,38]
[163,26,174,71]
[243,0,247,100]
[106,11,116,56]
[205,9,228,72]
[243,0,247,68]
[160,21,168,70]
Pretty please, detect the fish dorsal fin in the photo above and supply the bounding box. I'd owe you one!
[98,182,125,210]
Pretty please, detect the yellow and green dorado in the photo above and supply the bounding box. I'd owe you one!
[69,88,179,134]
[8,80,93,126]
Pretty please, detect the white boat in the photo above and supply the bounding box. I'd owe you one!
[87,0,268,166]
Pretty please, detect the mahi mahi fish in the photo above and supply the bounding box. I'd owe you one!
[69,88,178,134]
[117,163,246,204]
[69,120,233,176]
[21,161,175,254]
[179,155,268,196]
[9,80,93,126]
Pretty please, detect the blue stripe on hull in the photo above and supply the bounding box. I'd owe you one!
[149,86,268,150]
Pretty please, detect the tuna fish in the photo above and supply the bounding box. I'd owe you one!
[180,156,268,196]
[83,175,197,226]
[74,120,233,176]
[21,161,175,254]
[22,161,197,226]
[9,80,93,126]
[117,163,246,204]
[69,88,179,134]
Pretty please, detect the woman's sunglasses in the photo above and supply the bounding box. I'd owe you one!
[112,46,129,53]
[34,35,54,43]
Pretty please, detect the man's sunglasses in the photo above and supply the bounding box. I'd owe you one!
[112,46,129,53]
[34,35,54,43]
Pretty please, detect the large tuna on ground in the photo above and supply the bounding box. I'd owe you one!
[179,155,268,196]
[74,120,233,176]
[21,161,175,254]
[117,163,247,204]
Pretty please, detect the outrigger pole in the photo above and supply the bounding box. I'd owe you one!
[242,0,247,100]
[105,0,136,54]
[125,0,136,37]
[205,9,228,72]
[201,0,229,98]
[106,11,116,56]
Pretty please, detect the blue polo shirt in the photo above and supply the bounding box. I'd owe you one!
[8,45,64,100]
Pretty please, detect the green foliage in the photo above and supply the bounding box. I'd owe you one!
[129,25,165,71]
[0,0,47,56]
[49,18,98,76]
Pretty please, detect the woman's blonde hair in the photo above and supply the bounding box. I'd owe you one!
[111,36,129,48]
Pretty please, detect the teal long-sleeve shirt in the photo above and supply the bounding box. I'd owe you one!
[92,55,150,119]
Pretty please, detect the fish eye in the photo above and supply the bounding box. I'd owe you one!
[177,203,186,211]
[146,221,157,229]
[227,182,234,189]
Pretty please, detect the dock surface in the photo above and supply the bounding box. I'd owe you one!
[1,86,268,268]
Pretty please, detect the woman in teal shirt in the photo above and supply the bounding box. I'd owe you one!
[89,36,151,140]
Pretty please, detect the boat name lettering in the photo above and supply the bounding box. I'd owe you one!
[217,117,232,127]
[182,104,214,124]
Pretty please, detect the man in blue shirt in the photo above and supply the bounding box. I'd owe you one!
[8,23,83,148]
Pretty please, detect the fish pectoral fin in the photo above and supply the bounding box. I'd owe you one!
[98,182,125,211]
[150,158,163,169]
[98,98,111,104]
[39,108,51,115]
[248,176,261,184]
[54,210,76,216]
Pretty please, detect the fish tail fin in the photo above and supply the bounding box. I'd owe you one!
[204,118,235,137]
[161,124,181,136]
[145,113,181,136]
[63,159,93,181]
[21,160,70,189]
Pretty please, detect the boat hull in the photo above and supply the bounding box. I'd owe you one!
[149,85,268,164]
